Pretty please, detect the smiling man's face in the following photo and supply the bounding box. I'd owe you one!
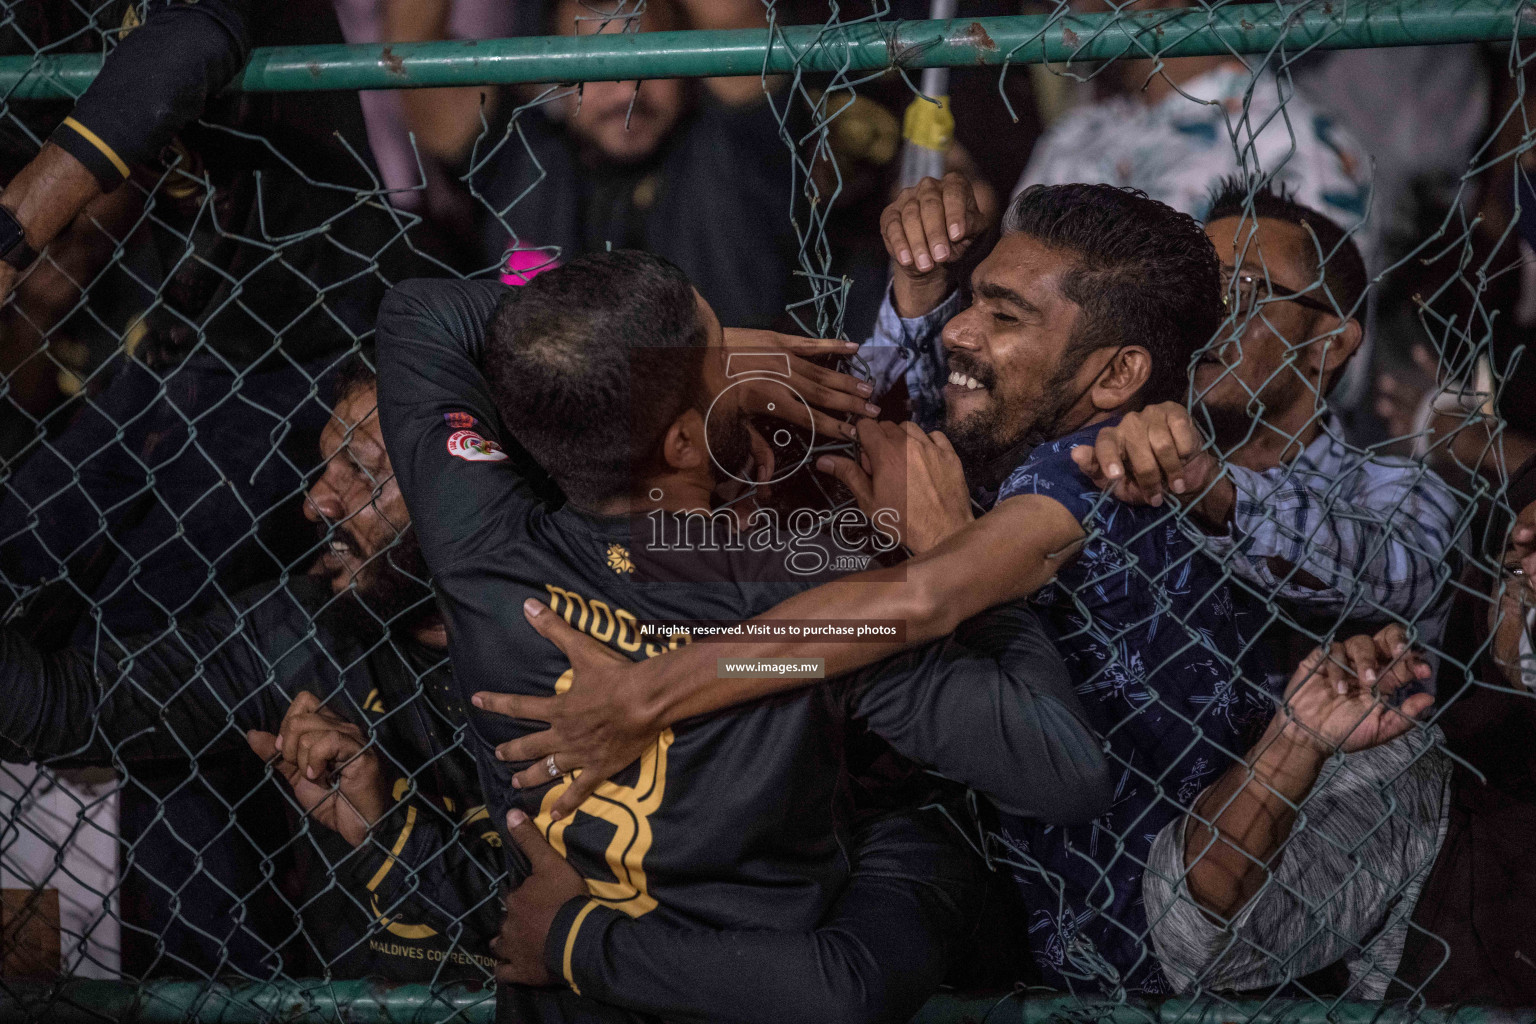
[939,232,1087,473]
[304,383,411,597]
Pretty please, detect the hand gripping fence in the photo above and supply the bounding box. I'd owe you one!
[0,0,1530,1021]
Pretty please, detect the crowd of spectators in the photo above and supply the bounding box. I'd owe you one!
[0,0,1530,1020]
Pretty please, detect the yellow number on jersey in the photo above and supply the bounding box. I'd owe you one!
[534,669,672,918]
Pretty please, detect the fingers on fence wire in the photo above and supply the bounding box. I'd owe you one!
[276,690,365,782]
[247,729,312,795]
[816,419,906,524]
[722,329,874,440]
[1071,404,1209,506]
[745,382,860,441]
[1508,503,1536,565]
[246,729,285,770]
[1285,628,1435,753]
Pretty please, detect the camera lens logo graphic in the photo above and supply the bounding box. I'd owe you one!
[705,352,815,486]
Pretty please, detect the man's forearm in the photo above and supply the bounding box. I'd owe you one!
[637,495,1079,726]
[848,601,1113,823]
[0,144,101,254]
[1183,726,1326,920]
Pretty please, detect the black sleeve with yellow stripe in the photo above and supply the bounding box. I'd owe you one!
[351,780,506,952]
[49,0,255,191]
[535,810,985,1024]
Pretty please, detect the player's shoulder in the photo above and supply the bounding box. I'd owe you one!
[995,420,1137,531]
[384,277,511,327]
[1001,423,1103,495]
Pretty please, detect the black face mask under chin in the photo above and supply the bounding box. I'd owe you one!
[947,412,1038,495]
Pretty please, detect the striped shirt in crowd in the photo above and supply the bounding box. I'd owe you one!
[1143,728,1452,999]
[1190,414,1465,685]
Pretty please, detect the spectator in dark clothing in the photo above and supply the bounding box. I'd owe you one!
[428,0,799,328]
[0,0,435,975]
[1388,457,1536,1005]
[0,370,503,982]
[0,0,432,637]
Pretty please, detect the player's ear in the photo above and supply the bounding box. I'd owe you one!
[661,408,708,472]
[1089,345,1152,413]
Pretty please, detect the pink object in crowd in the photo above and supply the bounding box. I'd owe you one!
[501,248,561,285]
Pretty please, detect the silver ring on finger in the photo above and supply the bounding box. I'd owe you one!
[544,753,561,779]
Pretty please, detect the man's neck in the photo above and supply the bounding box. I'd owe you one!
[589,471,721,518]
[969,407,1120,494]
[1229,406,1327,472]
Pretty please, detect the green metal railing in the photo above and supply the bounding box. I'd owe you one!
[0,1,1527,1022]
[0,0,1530,98]
[1,983,1526,1024]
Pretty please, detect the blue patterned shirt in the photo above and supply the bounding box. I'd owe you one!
[861,293,1270,993]
[991,423,1271,995]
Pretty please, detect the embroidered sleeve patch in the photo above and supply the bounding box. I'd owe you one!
[446,430,508,463]
[444,412,477,429]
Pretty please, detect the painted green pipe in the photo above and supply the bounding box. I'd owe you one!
[0,979,496,1023]
[0,0,1531,99]
[915,992,1536,1024]
[0,983,1529,1023]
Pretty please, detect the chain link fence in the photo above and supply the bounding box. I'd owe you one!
[0,0,1528,1020]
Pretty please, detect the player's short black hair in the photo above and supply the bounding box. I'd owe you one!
[1003,183,1221,406]
[1206,176,1368,323]
[485,249,708,509]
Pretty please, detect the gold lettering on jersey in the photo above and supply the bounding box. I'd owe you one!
[545,585,590,632]
[588,599,616,643]
[615,609,641,653]
[538,697,670,915]
[531,583,691,919]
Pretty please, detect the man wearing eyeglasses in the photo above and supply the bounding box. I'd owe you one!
[1071,179,1466,684]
